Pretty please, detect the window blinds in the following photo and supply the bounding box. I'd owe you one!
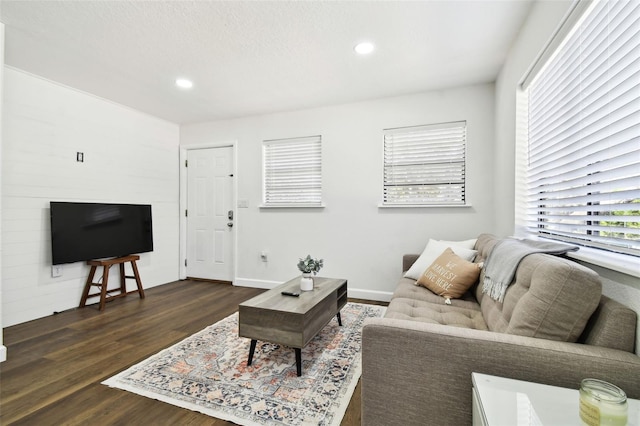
[383,121,466,206]
[263,135,322,206]
[526,0,640,255]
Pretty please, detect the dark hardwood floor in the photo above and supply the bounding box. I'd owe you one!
[0,280,382,425]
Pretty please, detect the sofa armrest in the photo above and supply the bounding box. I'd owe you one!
[361,318,640,426]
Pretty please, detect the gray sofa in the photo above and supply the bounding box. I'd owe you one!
[361,233,640,425]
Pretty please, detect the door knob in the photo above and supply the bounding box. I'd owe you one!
[227,222,233,228]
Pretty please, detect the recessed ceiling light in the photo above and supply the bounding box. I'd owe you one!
[175,78,193,89]
[354,42,375,55]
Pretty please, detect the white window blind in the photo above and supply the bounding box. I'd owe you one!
[383,121,467,206]
[263,135,322,206]
[526,0,640,256]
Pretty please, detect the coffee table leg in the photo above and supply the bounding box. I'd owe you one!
[295,348,302,376]
[336,312,342,326]
[248,339,257,366]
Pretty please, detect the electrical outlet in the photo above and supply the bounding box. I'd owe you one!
[260,251,268,262]
[51,265,63,278]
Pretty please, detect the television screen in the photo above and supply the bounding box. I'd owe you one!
[50,202,153,265]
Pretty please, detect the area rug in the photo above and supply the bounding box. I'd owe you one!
[103,302,386,425]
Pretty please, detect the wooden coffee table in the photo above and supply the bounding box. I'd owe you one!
[238,276,348,376]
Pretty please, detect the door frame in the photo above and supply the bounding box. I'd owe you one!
[179,141,238,282]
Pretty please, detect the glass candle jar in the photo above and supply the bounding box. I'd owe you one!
[579,378,628,426]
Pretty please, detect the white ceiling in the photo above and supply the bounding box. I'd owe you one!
[0,0,535,124]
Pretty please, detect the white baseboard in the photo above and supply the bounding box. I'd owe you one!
[233,277,393,303]
[348,288,393,303]
[0,345,6,363]
[233,277,282,290]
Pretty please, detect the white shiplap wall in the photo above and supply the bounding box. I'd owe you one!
[1,67,180,327]
[0,24,6,362]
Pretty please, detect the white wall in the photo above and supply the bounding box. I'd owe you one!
[495,0,640,353]
[0,24,6,362]
[181,83,496,300]
[494,0,573,238]
[1,67,181,327]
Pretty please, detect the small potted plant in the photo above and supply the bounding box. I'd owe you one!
[297,255,323,291]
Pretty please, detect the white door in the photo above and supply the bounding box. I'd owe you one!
[186,147,234,281]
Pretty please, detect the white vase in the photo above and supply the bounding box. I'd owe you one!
[300,274,314,291]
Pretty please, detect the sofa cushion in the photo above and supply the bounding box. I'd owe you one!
[404,239,477,280]
[393,277,482,312]
[384,297,488,330]
[416,248,482,300]
[393,277,481,308]
[476,234,602,343]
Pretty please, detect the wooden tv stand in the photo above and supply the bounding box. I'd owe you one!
[79,255,145,311]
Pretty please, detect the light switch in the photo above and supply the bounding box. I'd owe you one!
[52,265,63,277]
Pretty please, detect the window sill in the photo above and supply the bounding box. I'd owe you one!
[567,248,640,278]
[259,204,325,209]
[520,234,640,278]
[378,203,473,208]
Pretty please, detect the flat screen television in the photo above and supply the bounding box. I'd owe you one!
[50,202,153,265]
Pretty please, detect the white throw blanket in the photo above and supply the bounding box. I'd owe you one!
[482,238,579,302]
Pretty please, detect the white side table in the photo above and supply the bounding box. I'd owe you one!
[472,373,640,426]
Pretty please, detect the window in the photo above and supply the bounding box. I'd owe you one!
[383,121,467,206]
[262,135,322,207]
[523,0,640,257]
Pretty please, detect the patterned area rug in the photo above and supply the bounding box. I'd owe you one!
[103,302,385,425]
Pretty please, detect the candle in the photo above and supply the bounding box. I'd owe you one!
[579,378,628,426]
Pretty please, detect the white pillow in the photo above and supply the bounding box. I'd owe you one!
[437,238,477,250]
[404,239,478,281]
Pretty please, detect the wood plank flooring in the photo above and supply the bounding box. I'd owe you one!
[0,280,381,425]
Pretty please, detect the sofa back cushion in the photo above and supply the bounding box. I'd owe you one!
[474,234,602,343]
